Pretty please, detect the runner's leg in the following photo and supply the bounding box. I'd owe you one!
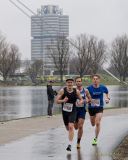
[66,122,74,151]
[95,112,103,138]
[68,122,74,143]
[90,116,96,126]
[77,118,84,148]
[77,118,84,143]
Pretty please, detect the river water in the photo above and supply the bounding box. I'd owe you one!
[0,85,127,121]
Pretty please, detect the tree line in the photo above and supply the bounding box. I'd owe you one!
[0,33,20,81]
[0,32,128,83]
[48,34,128,82]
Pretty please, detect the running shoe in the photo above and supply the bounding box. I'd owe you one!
[47,115,52,118]
[77,143,81,149]
[66,145,71,151]
[92,138,97,145]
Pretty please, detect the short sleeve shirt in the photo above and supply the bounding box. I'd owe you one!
[87,84,108,108]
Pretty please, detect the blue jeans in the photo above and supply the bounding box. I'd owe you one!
[47,99,54,116]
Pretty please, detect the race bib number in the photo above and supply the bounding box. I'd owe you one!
[63,103,73,112]
[76,99,84,107]
[91,99,100,107]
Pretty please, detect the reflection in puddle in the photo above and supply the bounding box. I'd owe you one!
[77,149,83,160]
[67,153,72,160]
[94,146,101,160]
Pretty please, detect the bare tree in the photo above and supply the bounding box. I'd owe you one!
[89,36,106,74]
[70,34,92,77]
[8,44,21,75]
[26,60,43,83]
[69,57,79,75]
[23,59,31,73]
[70,34,106,76]
[48,36,70,82]
[110,35,128,81]
[0,35,20,81]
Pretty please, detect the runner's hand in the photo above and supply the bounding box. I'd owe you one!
[105,98,110,104]
[63,97,68,103]
[85,98,91,104]
[76,100,83,107]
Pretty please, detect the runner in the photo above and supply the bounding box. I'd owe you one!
[87,74,110,145]
[56,78,83,151]
[75,77,91,149]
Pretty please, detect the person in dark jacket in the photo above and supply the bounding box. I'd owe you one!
[47,81,56,117]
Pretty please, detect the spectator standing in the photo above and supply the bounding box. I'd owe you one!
[47,81,56,117]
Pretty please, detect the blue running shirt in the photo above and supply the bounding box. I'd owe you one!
[87,85,108,108]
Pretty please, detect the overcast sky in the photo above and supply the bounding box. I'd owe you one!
[0,0,128,60]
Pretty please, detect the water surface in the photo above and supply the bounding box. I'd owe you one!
[0,85,127,121]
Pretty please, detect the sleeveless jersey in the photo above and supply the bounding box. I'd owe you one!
[62,87,78,109]
[76,88,86,108]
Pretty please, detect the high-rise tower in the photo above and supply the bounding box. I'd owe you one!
[31,5,69,74]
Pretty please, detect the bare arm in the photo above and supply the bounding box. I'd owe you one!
[105,93,110,103]
[56,89,68,104]
[85,89,92,103]
[76,90,84,105]
[105,93,110,99]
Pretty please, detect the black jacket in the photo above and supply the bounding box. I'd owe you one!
[47,85,55,100]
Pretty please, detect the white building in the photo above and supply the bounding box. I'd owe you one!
[31,5,69,75]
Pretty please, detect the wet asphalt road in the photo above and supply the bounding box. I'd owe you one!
[0,114,128,160]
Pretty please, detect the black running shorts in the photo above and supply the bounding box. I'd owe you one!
[88,107,103,116]
[62,109,77,126]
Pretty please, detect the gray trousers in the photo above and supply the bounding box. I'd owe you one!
[47,99,54,116]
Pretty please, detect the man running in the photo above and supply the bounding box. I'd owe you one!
[75,77,91,149]
[87,74,110,145]
[56,78,83,151]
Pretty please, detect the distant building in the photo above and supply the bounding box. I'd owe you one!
[31,5,69,75]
